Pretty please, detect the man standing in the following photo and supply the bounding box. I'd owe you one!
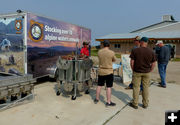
[156,40,170,88]
[129,37,156,109]
[80,41,90,94]
[125,36,143,91]
[133,36,141,49]
[80,41,89,57]
[94,40,116,106]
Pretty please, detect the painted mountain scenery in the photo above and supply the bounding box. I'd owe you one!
[0,16,25,74]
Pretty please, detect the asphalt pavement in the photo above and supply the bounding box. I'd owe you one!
[0,77,180,125]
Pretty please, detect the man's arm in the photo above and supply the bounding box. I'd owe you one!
[130,59,134,71]
[112,56,116,62]
[112,53,116,62]
[150,61,156,72]
[80,48,84,55]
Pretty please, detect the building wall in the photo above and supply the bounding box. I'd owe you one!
[175,43,180,58]
[110,42,133,54]
[100,40,180,58]
[110,42,155,53]
[100,42,132,54]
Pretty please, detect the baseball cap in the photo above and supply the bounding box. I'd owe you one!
[103,40,110,46]
[156,40,163,45]
[140,37,149,42]
[135,36,142,41]
[83,41,89,45]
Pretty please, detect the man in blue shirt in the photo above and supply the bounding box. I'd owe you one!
[156,40,170,88]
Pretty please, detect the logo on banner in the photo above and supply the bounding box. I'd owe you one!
[29,20,44,42]
[15,20,22,34]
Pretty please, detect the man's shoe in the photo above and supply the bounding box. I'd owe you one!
[125,86,132,90]
[162,85,166,88]
[158,85,166,88]
[129,102,138,109]
[94,99,99,104]
[158,82,161,85]
[142,105,148,109]
[85,90,90,94]
[106,102,116,107]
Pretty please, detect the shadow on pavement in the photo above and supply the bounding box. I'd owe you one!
[111,88,132,104]
[114,76,128,88]
[53,82,83,99]
[89,88,106,104]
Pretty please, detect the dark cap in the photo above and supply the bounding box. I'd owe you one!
[83,41,89,45]
[103,40,110,47]
[140,37,149,42]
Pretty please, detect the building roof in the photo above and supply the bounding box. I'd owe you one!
[131,15,177,33]
[140,21,180,33]
[96,31,180,40]
[96,15,180,41]
[131,21,178,33]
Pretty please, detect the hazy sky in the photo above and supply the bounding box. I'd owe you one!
[0,0,180,45]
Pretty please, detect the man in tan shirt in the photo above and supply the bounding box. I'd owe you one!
[94,40,116,106]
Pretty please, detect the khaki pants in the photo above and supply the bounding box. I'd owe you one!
[132,71,150,107]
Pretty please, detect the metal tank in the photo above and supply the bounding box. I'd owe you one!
[56,56,93,100]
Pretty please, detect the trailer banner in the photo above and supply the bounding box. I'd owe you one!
[27,13,91,77]
[27,13,91,51]
[0,16,25,75]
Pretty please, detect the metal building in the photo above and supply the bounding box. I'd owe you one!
[96,15,180,57]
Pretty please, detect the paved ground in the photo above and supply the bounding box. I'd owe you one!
[0,78,180,125]
[151,61,180,84]
[0,61,180,125]
[107,83,180,125]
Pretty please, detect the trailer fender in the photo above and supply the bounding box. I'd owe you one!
[47,65,58,78]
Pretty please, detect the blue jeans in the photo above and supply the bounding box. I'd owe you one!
[129,82,143,91]
[158,63,168,86]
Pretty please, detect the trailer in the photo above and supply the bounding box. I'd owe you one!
[0,72,35,110]
[0,11,91,106]
[0,11,91,78]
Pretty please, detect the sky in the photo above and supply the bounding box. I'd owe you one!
[0,0,180,46]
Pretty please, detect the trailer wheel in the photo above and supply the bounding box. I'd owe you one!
[56,91,61,96]
[71,96,76,100]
